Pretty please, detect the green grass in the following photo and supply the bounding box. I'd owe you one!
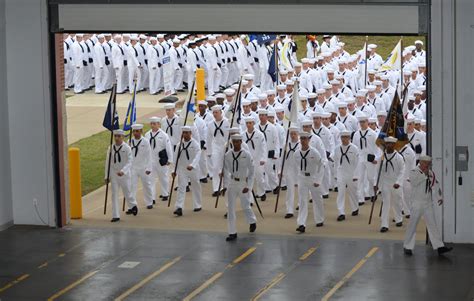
[70,125,151,196]
[293,35,426,62]
[70,35,425,196]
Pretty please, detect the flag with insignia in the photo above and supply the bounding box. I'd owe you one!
[267,46,278,82]
[225,77,244,126]
[123,82,137,131]
[102,84,120,131]
[287,80,302,126]
[380,39,402,71]
[376,90,409,150]
[180,79,196,126]
[279,41,293,70]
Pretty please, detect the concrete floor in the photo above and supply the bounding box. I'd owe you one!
[0,227,472,301]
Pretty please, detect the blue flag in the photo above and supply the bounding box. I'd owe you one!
[251,34,277,45]
[102,85,120,131]
[123,83,137,131]
[268,46,277,82]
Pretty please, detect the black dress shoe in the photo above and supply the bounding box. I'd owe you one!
[147,205,153,209]
[322,194,329,199]
[186,186,190,192]
[153,200,156,205]
[110,218,120,222]
[404,248,413,256]
[224,213,227,219]
[296,206,299,211]
[401,210,405,215]
[260,194,266,202]
[159,195,163,198]
[281,186,287,191]
[273,187,280,194]
[337,215,345,221]
[249,223,257,233]
[125,209,133,215]
[380,227,389,233]
[173,208,183,216]
[221,188,227,196]
[296,225,305,233]
[131,206,138,216]
[193,208,202,212]
[309,199,313,203]
[364,197,371,201]
[351,209,359,216]
[174,187,178,191]
[316,222,324,227]
[200,178,208,183]
[284,213,294,219]
[437,246,453,255]
[212,191,219,197]
[396,222,403,227]
[161,196,168,202]
[405,215,410,219]
[334,187,338,192]
[250,203,253,206]
[226,234,238,241]
[265,190,272,194]
[358,202,365,206]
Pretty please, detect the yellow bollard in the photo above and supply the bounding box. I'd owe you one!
[69,147,82,219]
[196,68,206,101]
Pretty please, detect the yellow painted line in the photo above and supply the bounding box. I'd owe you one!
[47,270,99,301]
[0,274,30,293]
[183,246,258,301]
[251,272,286,301]
[115,256,181,301]
[38,262,48,269]
[321,247,379,301]
[299,247,317,261]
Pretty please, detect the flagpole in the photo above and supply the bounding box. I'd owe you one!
[364,36,369,89]
[215,76,244,208]
[168,79,196,207]
[122,79,137,211]
[400,36,404,96]
[103,84,117,215]
[275,39,279,89]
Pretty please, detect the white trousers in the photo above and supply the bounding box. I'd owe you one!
[210,150,224,192]
[152,162,169,199]
[73,66,85,93]
[284,169,298,214]
[226,181,257,234]
[253,164,266,197]
[220,65,229,88]
[148,67,161,94]
[264,158,278,191]
[175,167,202,210]
[65,62,74,88]
[115,67,127,93]
[380,182,403,228]
[110,173,136,218]
[359,161,377,201]
[138,65,149,90]
[336,175,359,215]
[403,203,445,250]
[173,68,184,90]
[297,178,324,226]
[131,168,154,206]
[321,163,330,195]
[128,66,138,93]
[94,66,108,93]
[401,179,412,216]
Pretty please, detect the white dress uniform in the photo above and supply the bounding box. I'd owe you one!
[136,42,149,90]
[378,150,405,229]
[258,121,280,192]
[112,42,128,93]
[193,116,209,180]
[130,136,154,207]
[93,41,108,93]
[313,124,335,194]
[398,145,417,216]
[63,37,74,89]
[206,43,222,94]
[367,96,386,114]
[223,148,257,235]
[244,129,267,197]
[104,40,115,91]
[169,45,184,92]
[127,44,141,92]
[82,40,94,89]
[352,128,379,201]
[71,38,86,93]
[148,44,163,94]
[173,138,202,211]
[207,118,230,192]
[403,166,445,250]
[162,115,181,153]
[105,142,137,218]
[282,140,300,215]
[294,146,325,227]
[334,142,360,216]
[337,113,359,132]
[407,129,426,160]
[145,129,173,200]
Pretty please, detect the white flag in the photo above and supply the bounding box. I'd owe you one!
[288,80,301,124]
[380,39,402,71]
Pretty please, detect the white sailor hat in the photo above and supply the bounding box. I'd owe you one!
[258,93,268,100]
[411,66,419,72]
[181,126,192,132]
[321,112,331,118]
[345,97,356,104]
[384,136,397,143]
[149,37,157,42]
[381,74,390,80]
[377,111,388,116]
[229,127,240,133]
[299,94,308,101]
[323,34,331,39]
[231,134,243,140]
[285,80,294,85]
[208,35,216,41]
[301,58,310,63]
[294,62,302,67]
[274,106,284,113]
[243,116,255,123]
[368,43,377,49]
[157,34,165,39]
[323,83,332,89]
[326,68,335,73]
[113,129,125,136]
[408,95,416,101]
[287,67,294,72]
[317,56,324,60]
[131,123,144,130]
[240,34,247,40]
[172,38,180,44]
[373,80,382,86]
[131,35,139,41]
[357,113,368,121]
[330,79,340,85]
[419,155,431,162]
[231,84,239,90]
[403,70,412,76]
[241,99,251,106]
[337,102,348,108]
[414,118,421,124]
[368,69,376,75]
[257,108,268,115]
[97,34,105,39]
[289,126,299,132]
[309,58,316,64]
[368,117,377,123]
[164,103,176,109]
[325,103,338,114]
[277,84,286,90]
[406,114,416,122]
[367,85,376,92]
[197,100,208,106]
[149,116,161,123]
[268,111,276,118]
[243,73,255,80]
[249,95,259,103]
[139,34,147,40]
[421,119,426,125]
[312,111,324,118]
[211,105,223,112]
[418,85,426,91]
[213,93,224,99]
[340,130,351,137]
[418,62,426,68]
[299,131,311,138]
[414,90,422,95]
[307,92,317,99]
[224,88,235,96]
[415,40,424,45]
[206,95,216,102]
[242,80,249,85]
[76,33,84,37]
[280,70,288,75]
[338,59,347,65]
[103,33,112,37]
[356,91,366,97]
[316,88,326,94]
[266,90,276,95]
[301,120,312,126]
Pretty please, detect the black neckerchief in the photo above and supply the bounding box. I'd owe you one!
[384,151,396,172]
[131,138,142,157]
[232,151,242,172]
[245,131,256,150]
[181,140,192,160]
[340,145,351,165]
[259,123,268,141]
[214,120,225,137]
[166,117,176,137]
[359,130,368,149]
[149,130,160,149]
[113,144,123,163]
[300,149,310,171]
[286,142,299,160]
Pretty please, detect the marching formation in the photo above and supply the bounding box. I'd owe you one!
[97,33,449,254]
